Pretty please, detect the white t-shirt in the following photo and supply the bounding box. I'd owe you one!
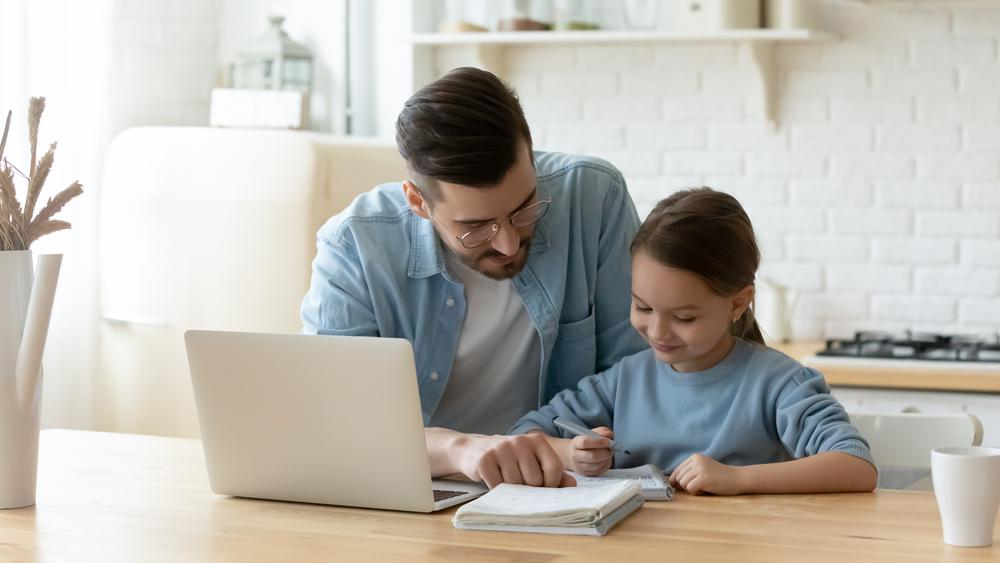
[429,253,541,436]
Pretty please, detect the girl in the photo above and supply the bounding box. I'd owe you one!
[511,188,877,495]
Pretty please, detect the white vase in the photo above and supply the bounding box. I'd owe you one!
[0,250,62,509]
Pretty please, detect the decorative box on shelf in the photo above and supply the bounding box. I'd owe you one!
[214,15,313,130]
[674,0,761,32]
[209,88,309,130]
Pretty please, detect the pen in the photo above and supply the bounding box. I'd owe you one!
[552,416,631,455]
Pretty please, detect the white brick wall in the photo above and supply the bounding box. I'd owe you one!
[747,152,826,177]
[797,293,870,321]
[960,298,1000,326]
[915,267,1000,297]
[622,68,699,95]
[663,151,743,176]
[829,209,912,236]
[875,181,960,208]
[787,236,868,263]
[827,265,911,293]
[961,240,1000,267]
[793,124,872,151]
[871,295,956,324]
[709,124,787,150]
[878,124,961,151]
[916,210,998,237]
[540,70,618,95]
[429,2,1000,338]
[627,123,705,149]
[917,155,1000,180]
[663,96,745,120]
[583,96,662,122]
[966,183,1000,207]
[789,179,873,207]
[830,155,914,180]
[109,1,219,133]
[874,238,956,265]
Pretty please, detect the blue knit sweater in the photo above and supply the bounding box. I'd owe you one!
[509,338,874,472]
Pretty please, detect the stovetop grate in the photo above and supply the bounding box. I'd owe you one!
[818,331,1000,362]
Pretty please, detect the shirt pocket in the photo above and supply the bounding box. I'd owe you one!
[551,308,598,393]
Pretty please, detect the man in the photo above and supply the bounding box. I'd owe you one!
[301,67,646,488]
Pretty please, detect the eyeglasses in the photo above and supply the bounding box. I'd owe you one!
[449,198,552,249]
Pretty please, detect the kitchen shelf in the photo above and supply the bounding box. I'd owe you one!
[834,0,997,5]
[408,29,837,46]
[407,29,838,130]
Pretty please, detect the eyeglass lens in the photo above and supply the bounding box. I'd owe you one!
[460,200,550,248]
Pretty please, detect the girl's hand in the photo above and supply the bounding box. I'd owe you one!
[668,453,744,496]
[568,427,615,476]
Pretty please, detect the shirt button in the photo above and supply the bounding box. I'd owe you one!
[445,298,455,307]
[429,371,440,381]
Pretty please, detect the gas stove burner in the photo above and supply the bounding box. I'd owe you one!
[819,331,1000,362]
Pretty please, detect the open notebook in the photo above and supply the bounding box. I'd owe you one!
[452,479,643,536]
[569,464,674,500]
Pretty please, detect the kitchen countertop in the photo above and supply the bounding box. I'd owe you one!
[772,341,1000,394]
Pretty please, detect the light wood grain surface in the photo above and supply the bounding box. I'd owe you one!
[0,430,997,562]
[773,341,1000,393]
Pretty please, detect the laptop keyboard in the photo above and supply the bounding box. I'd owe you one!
[433,489,467,502]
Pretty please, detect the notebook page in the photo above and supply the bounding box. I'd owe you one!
[571,464,671,497]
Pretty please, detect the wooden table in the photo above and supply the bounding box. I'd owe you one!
[1,430,998,562]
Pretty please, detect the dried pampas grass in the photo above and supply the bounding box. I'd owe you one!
[0,97,83,251]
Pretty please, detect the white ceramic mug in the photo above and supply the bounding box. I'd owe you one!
[931,446,1000,547]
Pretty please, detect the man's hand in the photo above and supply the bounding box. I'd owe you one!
[456,433,576,489]
[667,453,743,496]
[567,426,615,476]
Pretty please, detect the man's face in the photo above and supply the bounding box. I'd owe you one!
[418,144,539,280]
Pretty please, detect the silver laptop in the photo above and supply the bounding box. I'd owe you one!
[184,330,487,512]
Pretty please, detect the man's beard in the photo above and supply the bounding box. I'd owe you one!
[454,238,532,280]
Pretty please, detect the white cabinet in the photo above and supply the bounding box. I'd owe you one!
[97,127,406,438]
[832,386,1000,447]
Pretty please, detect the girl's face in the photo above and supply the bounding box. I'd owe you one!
[630,249,753,372]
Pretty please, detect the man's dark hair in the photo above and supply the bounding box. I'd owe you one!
[395,67,533,199]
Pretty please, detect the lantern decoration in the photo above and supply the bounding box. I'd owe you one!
[231,16,313,93]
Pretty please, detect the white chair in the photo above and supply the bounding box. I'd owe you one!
[848,412,983,490]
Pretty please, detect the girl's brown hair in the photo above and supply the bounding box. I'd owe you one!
[631,187,765,345]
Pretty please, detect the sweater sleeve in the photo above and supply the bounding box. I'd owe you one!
[507,365,622,437]
[774,366,875,467]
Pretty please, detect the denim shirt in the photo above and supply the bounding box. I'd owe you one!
[301,151,647,426]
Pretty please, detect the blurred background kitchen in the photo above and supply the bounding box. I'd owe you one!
[2,0,999,443]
